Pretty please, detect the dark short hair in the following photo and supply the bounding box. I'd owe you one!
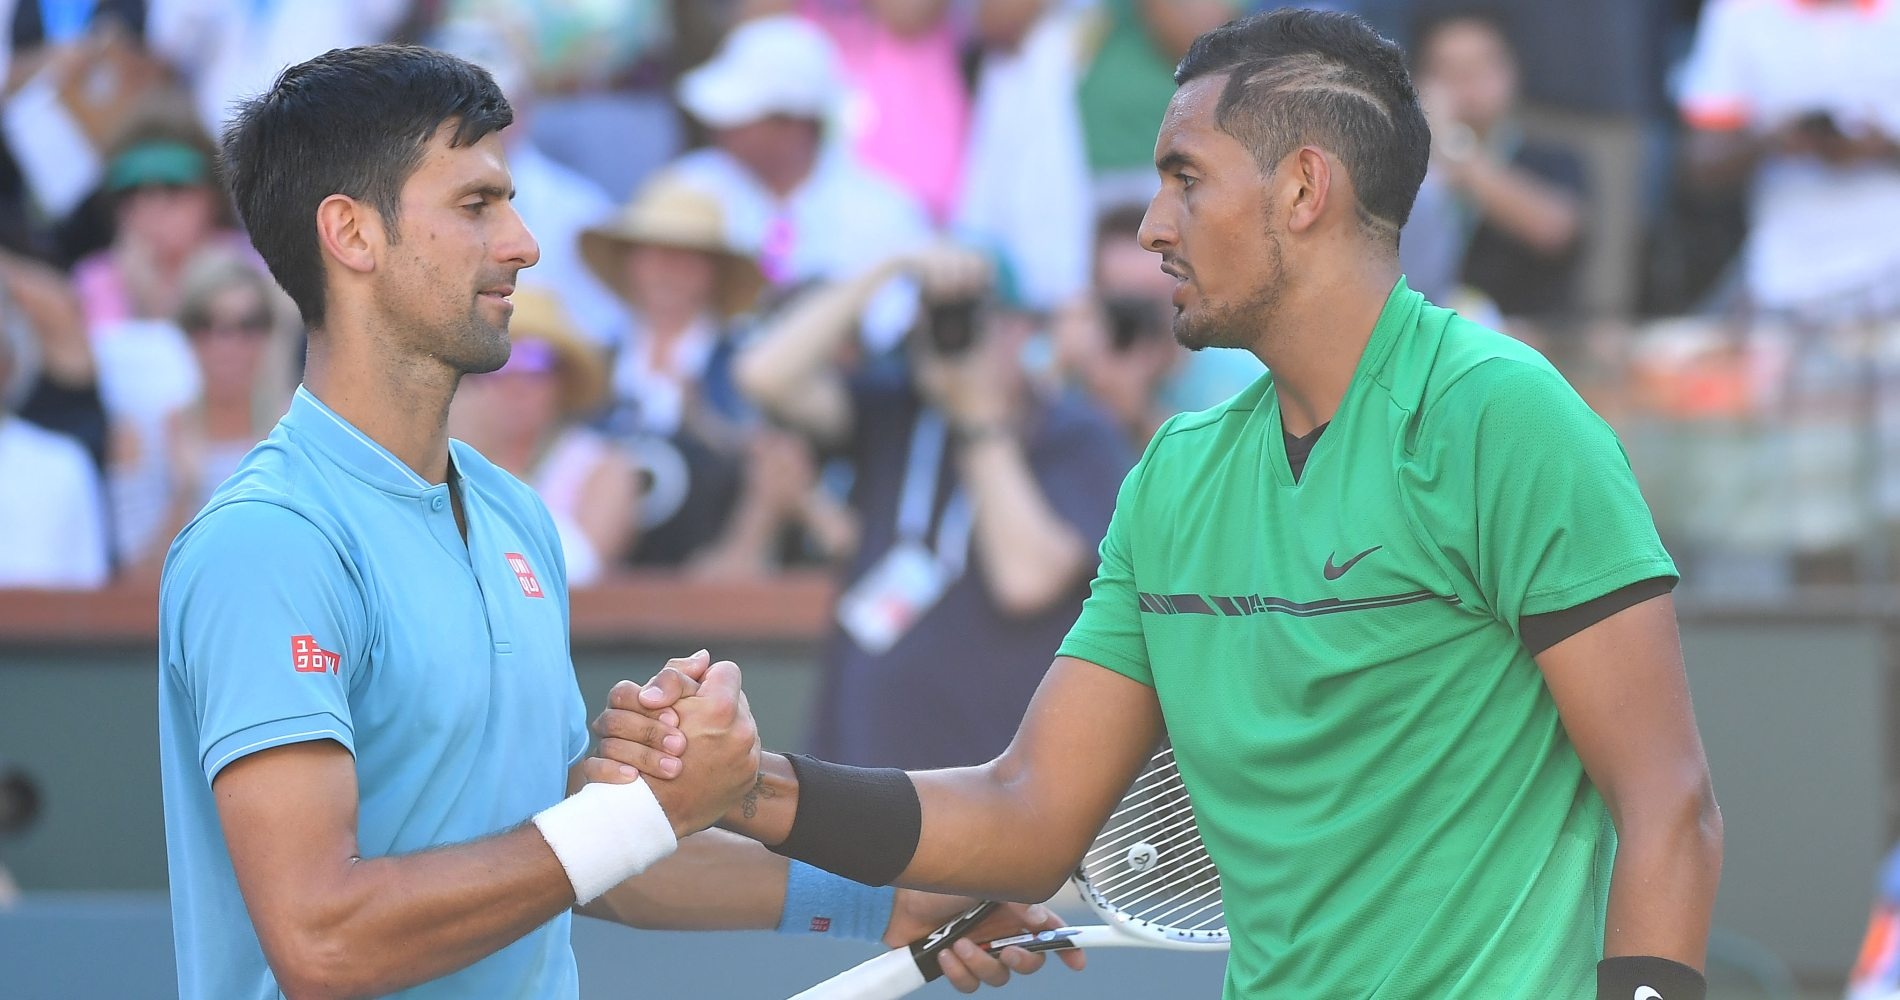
[220,44,513,327]
[1174,9,1430,243]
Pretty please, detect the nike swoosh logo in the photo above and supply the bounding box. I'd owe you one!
[1635,988,1662,1000]
[1323,546,1382,581]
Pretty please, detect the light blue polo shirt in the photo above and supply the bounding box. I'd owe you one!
[158,386,590,999]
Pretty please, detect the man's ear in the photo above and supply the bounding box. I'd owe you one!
[1281,146,1335,236]
[314,194,382,276]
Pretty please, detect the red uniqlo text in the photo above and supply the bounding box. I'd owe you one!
[291,634,340,674]
[505,552,544,598]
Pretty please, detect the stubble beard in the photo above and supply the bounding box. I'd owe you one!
[1172,228,1285,354]
[428,283,514,376]
[445,302,512,376]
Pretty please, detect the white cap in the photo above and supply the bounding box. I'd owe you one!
[677,16,840,129]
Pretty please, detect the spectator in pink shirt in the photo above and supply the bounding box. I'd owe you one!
[795,0,971,223]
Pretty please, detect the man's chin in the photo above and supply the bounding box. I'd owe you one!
[453,323,512,375]
[1172,316,1229,353]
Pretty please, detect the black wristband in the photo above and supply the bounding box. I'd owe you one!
[767,754,922,887]
[1597,956,1706,1000]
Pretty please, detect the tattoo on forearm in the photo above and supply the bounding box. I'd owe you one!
[741,772,776,821]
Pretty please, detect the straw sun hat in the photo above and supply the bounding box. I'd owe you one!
[500,288,610,416]
[580,176,765,320]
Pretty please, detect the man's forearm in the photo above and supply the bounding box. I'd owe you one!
[1603,789,1724,969]
[721,752,1088,903]
[721,753,801,845]
[1458,158,1580,258]
[270,824,575,999]
[734,261,896,415]
[959,435,1089,617]
[582,829,788,931]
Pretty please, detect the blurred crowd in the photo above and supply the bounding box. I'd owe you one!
[0,0,1896,602]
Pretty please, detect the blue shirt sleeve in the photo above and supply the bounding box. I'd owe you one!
[162,500,369,783]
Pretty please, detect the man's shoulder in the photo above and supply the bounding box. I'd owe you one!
[167,434,348,575]
[449,440,545,512]
[1118,370,1273,501]
[161,495,352,625]
[1150,368,1273,446]
[1414,318,1593,442]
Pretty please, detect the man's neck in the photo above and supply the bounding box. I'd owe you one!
[301,329,459,485]
[1253,260,1401,437]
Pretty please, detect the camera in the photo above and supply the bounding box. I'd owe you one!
[922,296,985,356]
[1104,296,1166,351]
[0,761,40,836]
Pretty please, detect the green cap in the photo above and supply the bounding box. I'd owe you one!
[107,141,210,193]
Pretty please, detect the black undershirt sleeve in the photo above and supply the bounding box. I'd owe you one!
[1518,576,1677,656]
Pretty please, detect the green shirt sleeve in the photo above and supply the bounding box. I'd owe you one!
[1057,416,1178,687]
[1410,359,1678,633]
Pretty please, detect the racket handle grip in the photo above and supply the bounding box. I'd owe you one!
[785,947,928,1000]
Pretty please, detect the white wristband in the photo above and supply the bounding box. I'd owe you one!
[532,779,678,904]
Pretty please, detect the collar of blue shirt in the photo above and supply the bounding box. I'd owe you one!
[282,385,459,497]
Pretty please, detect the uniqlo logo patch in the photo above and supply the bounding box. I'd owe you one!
[809,916,832,933]
[291,634,339,674]
[505,552,544,598]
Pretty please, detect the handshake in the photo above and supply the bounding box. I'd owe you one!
[577,649,765,840]
[554,649,1087,992]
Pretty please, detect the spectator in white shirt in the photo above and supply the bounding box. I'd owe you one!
[0,289,110,589]
[1679,0,1900,315]
[671,15,932,349]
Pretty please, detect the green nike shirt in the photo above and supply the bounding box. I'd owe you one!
[1057,279,1677,998]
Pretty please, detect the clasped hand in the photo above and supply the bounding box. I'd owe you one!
[581,650,760,839]
[585,650,1087,993]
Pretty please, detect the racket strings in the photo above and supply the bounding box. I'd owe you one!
[1075,747,1225,937]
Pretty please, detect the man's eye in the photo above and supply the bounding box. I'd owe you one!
[1177,173,1198,190]
[462,201,487,214]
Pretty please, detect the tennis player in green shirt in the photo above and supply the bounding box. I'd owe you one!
[595,9,1722,998]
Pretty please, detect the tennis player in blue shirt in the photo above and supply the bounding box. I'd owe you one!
[157,44,1070,999]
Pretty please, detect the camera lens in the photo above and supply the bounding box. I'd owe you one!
[924,298,983,356]
[0,764,42,835]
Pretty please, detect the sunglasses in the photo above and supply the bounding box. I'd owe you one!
[186,312,273,338]
[483,339,560,378]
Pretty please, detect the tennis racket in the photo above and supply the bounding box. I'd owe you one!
[786,742,1228,999]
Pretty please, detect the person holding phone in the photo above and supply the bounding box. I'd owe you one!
[734,246,1135,771]
[1680,0,1900,313]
